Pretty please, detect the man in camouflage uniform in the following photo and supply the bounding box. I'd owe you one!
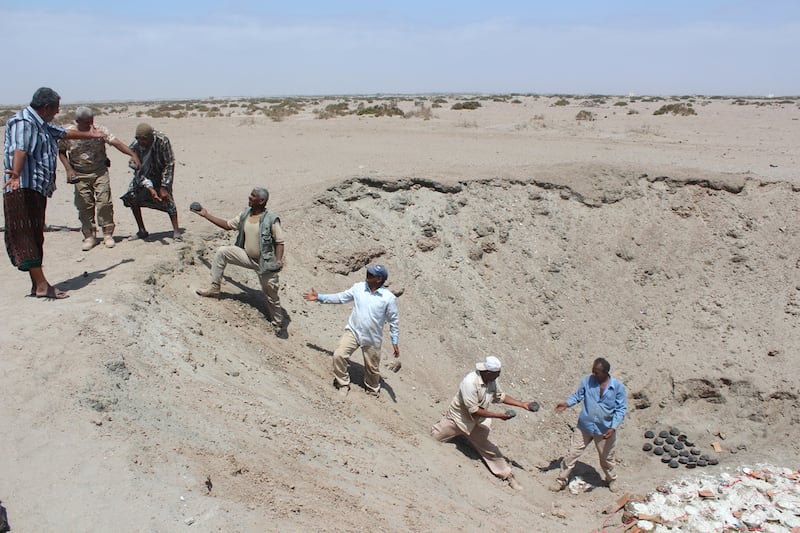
[58,107,141,250]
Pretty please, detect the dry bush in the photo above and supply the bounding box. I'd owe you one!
[356,102,405,117]
[263,99,304,122]
[315,102,350,119]
[405,104,433,120]
[451,101,481,110]
[575,110,595,121]
[627,108,639,115]
[653,103,697,116]
[614,101,628,106]
[455,120,478,128]
[552,98,570,106]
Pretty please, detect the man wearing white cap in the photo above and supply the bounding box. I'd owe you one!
[431,356,538,490]
[303,264,399,397]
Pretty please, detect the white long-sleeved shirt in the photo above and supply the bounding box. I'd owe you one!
[318,282,399,348]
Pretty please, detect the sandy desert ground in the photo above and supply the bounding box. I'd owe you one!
[1,94,799,532]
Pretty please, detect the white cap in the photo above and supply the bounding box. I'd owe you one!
[476,356,501,372]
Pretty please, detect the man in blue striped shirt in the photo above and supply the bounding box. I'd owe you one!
[550,357,627,493]
[303,264,400,397]
[3,87,103,299]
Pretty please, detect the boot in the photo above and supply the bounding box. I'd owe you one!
[81,231,97,251]
[196,282,221,298]
[102,225,115,248]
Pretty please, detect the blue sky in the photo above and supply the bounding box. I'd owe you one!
[1,0,797,104]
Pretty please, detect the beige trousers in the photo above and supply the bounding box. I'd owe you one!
[210,245,283,327]
[73,171,114,237]
[558,428,617,483]
[431,416,512,479]
[332,329,382,392]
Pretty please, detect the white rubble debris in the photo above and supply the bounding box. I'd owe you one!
[621,465,800,532]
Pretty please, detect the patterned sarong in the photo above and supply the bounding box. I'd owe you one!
[120,182,177,215]
[3,188,47,271]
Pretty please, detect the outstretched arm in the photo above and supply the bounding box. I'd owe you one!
[109,137,141,170]
[192,207,233,230]
[302,288,319,301]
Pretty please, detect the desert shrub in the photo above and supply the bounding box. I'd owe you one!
[627,108,639,115]
[405,104,433,120]
[511,99,522,104]
[653,103,696,116]
[451,101,481,110]
[614,101,628,106]
[553,98,570,106]
[264,99,303,121]
[315,102,350,119]
[433,97,448,104]
[356,102,405,117]
[575,110,595,121]
[456,120,478,128]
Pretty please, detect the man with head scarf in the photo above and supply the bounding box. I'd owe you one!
[3,87,105,299]
[121,123,180,241]
[431,356,539,490]
[58,107,141,250]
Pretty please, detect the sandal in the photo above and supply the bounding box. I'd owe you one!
[128,230,149,241]
[36,286,70,300]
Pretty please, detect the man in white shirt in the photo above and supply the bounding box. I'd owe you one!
[303,265,399,397]
[431,356,538,490]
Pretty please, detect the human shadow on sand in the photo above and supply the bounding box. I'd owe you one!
[197,257,290,330]
[48,258,134,294]
[304,342,397,403]
[126,229,185,244]
[538,457,604,489]
[449,437,527,473]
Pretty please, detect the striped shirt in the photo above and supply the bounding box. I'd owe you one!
[3,106,67,197]
[130,131,175,189]
[318,282,399,348]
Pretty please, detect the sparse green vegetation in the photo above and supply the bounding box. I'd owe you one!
[614,101,628,106]
[315,102,350,119]
[356,102,405,117]
[653,103,696,116]
[451,101,481,110]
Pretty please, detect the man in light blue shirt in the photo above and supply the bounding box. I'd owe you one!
[550,357,627,493]
[303,264,400,397]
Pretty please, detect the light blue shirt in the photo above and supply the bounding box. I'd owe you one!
[3,106,66,197]
[567,374,627,435]
[318,282,399,348]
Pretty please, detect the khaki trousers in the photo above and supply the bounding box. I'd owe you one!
[210,245,283,327]
[431,416,512,479]
[333,329,382,392]
[73,171,114,237]
[558,428,617,483]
